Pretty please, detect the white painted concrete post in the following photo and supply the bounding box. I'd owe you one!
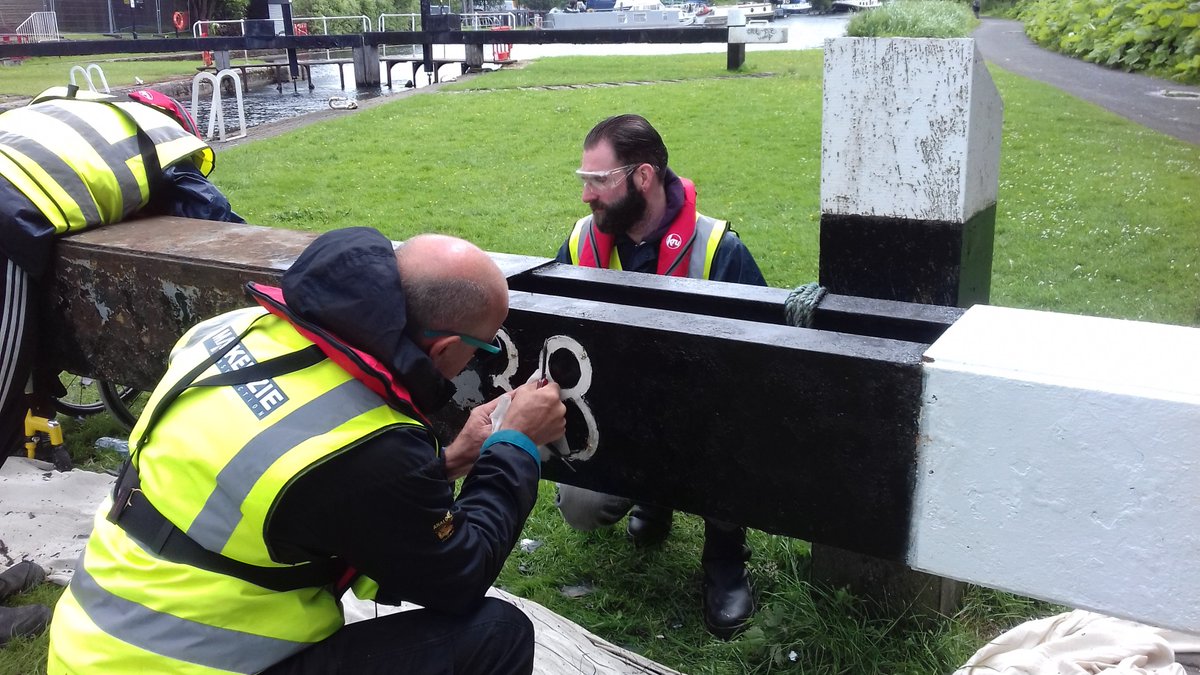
[811,36,1005,615]
[726,8,746,70]
[819,38,1003,307]
[912,306,1200,633]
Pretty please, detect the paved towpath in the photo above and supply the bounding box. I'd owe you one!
[972,17,1200,146]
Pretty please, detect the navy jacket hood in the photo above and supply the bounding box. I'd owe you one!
[280,227,455,413]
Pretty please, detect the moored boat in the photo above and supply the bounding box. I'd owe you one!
[831,0,881,11]
[545,0,693,29]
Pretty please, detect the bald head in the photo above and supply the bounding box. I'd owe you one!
[395,234,508,339]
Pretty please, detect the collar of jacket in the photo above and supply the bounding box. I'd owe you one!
[246,282,440,426]
[583,167,698,277]
[273,227,457,416]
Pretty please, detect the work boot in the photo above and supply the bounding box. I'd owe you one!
[626,504,673,547]
[701,521,755,640]
[0,605,52,647]
[0,561,45,601]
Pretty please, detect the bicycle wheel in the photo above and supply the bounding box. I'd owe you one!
[54,372,108,417]
[98,381,147,432]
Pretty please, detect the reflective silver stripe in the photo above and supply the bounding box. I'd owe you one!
[584,218,608,268]
[173,308,260,359]
[39,103,144,223]
[187,377,385,551]
[142,122,185,146]
[0,129,103,227]
[71,555,308,672]
[687,215,723,279]
[0,262,29,415]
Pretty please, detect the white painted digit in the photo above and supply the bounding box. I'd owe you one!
[463,329,601,462]
[538,335,599,462]
[492,328,519,393]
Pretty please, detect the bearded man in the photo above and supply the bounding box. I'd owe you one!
[553,113,766,639]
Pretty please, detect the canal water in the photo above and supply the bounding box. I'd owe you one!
[202,12,850,132]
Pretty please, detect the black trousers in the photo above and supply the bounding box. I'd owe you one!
[0,256,35,469]
[263,597,535,675]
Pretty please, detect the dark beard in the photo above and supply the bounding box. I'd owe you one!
[593,176,647,237]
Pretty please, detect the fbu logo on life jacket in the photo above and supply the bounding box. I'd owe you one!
[665,233,683,250]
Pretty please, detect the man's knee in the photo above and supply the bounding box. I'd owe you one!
[555,484,631,531]
[473,598,534,674]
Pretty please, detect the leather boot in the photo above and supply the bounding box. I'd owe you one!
[701,521,754,640]
[0,561,44,601]
[626,504,673,548]
[0,605,51,647]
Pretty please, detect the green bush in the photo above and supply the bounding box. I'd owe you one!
[1019,0,1200,83]
[846,0,976,38]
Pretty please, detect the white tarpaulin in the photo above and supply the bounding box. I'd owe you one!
[954,610,1200,675]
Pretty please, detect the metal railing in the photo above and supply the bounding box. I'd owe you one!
[291,14,372,34]
[68,63,110,93]
[193,19,245,38]
[460,12,518,29]
[16,12,59,42]
[378,13,419,31]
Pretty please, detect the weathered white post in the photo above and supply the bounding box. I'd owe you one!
[726,13,787,71]
[913,307,1200,633]
[820,37,1001,307]
[813,37,1003,613]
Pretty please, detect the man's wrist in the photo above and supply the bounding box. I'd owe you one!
[483,430,541,469]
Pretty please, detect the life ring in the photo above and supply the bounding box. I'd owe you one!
[172,11,186,31]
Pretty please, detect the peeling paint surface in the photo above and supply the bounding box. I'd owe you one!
[821,38,1002,222]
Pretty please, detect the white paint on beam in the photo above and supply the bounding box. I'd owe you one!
[728,25,788,44]
[910,305,1200,633]
[820,38,1003,222]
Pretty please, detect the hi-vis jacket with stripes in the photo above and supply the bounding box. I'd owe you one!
[567,176,728,279]
[47,290,430,674]
[0,87,213,236]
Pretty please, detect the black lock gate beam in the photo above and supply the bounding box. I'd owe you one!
[46,216,951,560]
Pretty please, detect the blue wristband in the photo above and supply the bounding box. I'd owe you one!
[483,429,540,468]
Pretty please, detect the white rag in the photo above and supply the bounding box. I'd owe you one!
[955,610,1200,675]
[488,366,568,462]
[0,457,115,585]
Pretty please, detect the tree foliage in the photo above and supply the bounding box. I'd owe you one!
[1019,0,1200,83]
[189,0,250,22]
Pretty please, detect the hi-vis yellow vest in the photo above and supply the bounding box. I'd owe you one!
[0,87,213,236]
[48,307,427,675]
[567,212,727,279]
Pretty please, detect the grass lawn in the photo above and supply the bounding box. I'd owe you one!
[0,54,206,98]
[2,48,1197,675]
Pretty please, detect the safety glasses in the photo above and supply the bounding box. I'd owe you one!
[423,330,502,354]
[575,163,639,191]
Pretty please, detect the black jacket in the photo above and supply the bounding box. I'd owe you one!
[266,228,540,614]
[555,168,768,286]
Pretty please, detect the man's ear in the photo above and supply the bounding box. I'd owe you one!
[426,335,457,362]
[636,164,653,193]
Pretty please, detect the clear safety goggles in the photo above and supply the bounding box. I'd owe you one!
[575,164,639,191]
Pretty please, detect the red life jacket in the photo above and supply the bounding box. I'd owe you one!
[247,282,430,427]
[571,177,728,278]
[575,177,700,277]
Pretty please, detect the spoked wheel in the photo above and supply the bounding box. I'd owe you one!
[98,382,147,432]
[53,372,109,417]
